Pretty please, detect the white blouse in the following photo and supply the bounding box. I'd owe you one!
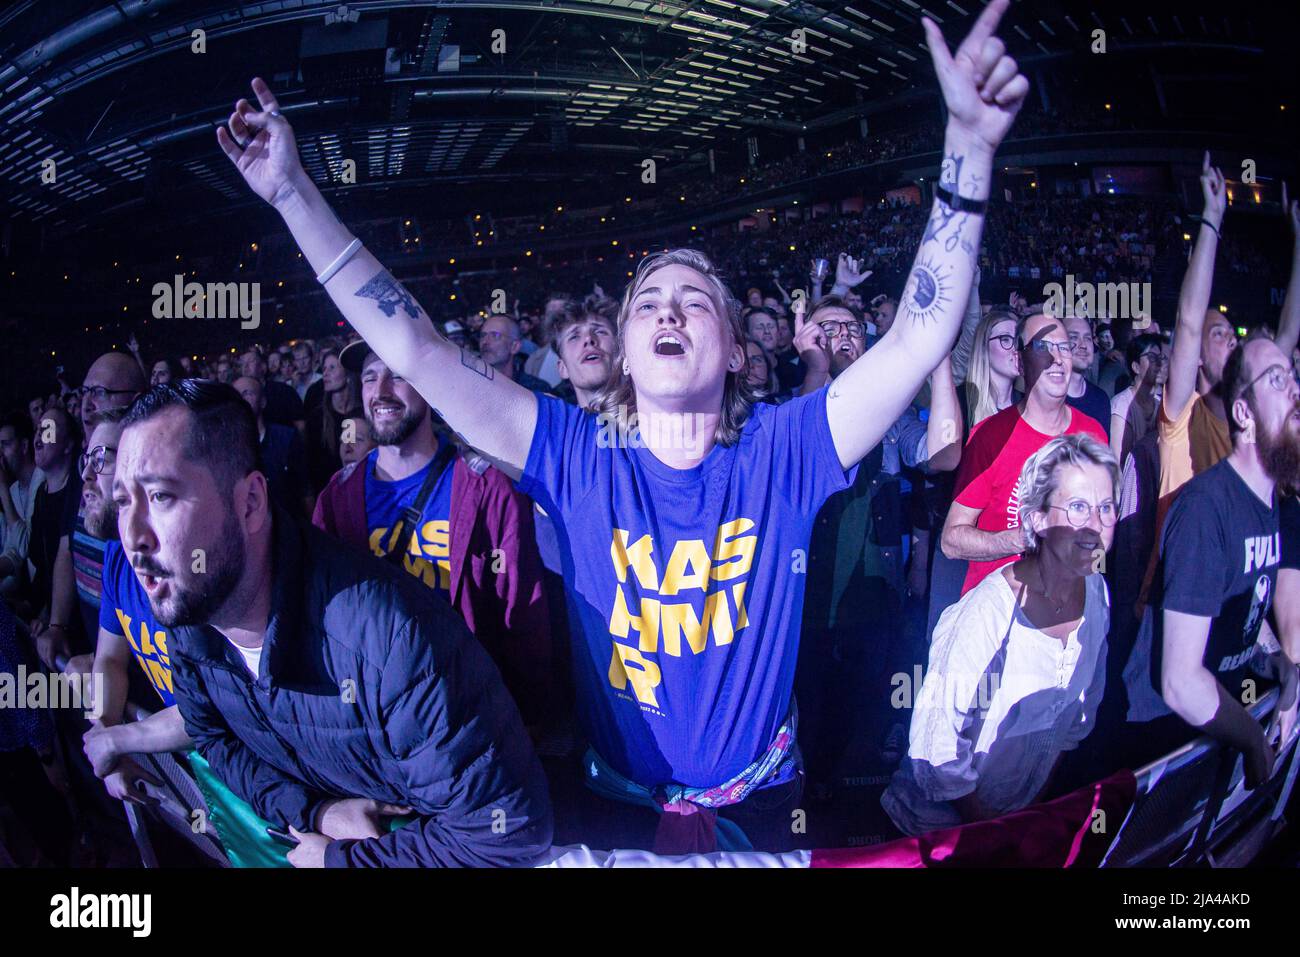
[882,569,1110,836]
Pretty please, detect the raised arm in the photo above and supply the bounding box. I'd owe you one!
[826,0,1027,469]
[1165,152,1226,420]
[926,354,963,472]
[216,79,537,475]
[1276,183,1300,358]
[949,267,983,385]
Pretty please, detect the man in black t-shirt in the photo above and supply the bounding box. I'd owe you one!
[1158,333,1300,788]
[1275,496,1300,741]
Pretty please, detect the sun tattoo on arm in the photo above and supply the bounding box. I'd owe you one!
[904,256,956,326]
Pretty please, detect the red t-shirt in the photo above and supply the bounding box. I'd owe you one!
[953,404,1108,594]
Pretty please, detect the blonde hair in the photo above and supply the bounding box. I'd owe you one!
[965,308,1019,428]
[1016,433,1119,552]
[593,248,757,446]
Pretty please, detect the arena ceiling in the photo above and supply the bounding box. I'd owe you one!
[0,0,1286,232]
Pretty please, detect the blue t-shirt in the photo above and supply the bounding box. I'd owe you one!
[99,541,176,707]
[363,449,454,599]
[519,389,855,788]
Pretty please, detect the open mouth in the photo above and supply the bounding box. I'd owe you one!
[653,332,687,357]
[581,351,606,365]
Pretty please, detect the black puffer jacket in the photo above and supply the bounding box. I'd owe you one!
[171,511,553,867]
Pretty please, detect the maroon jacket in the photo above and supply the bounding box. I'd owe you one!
[312,452,552,725]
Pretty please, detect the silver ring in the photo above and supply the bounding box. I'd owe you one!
[270,110,282,117]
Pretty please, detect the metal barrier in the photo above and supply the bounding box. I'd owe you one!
[30,642,1298,869]
[1100,689,1298,867]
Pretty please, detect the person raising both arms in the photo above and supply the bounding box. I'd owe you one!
[214,0,1029,854]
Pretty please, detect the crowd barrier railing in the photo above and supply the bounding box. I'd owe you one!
[33,646,1296,869]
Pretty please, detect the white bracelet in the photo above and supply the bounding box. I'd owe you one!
[316,238,362,285]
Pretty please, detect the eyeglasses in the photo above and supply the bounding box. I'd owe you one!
[1138,349,1168,365]
[1028,339,1076,359]
[79,386,137,404]
[79,445,117,475]
[1238,363,1300,400]
[819,320,866,339]
[1048,499,1117,528]
[988,334,1017,351]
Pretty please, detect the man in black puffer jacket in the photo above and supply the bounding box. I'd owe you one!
[115,381,552,867]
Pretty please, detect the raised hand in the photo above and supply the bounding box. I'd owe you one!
[835,253,873,289]
[1283,182,1299,239]
[1199,151,1227,228]
[923,0,1028,156]
[216,78,306,209]
[793,301,830,374]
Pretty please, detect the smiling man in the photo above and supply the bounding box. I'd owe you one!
[942,312,1108,595]
[312,341,552,727]
[216,0,1028,852]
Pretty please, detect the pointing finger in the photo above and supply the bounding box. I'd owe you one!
[251,76,281,114]
[956,0,1009,62]
[922,17,955,74]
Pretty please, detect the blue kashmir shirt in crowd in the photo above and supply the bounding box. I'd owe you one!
[362,449,454,600]
[518,389,856,789]
[99,540,176,707]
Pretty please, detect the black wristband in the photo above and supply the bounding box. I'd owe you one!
[934,183,989,215]
[1195,217,1221,239]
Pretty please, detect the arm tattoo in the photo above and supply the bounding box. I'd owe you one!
[904,256,955,326]
[354,269,423,320]
[459,348,494,380]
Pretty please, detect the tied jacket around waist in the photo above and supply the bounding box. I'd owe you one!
[170,510,554,867]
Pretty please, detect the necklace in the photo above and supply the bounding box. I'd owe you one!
[1034,562,1068,616]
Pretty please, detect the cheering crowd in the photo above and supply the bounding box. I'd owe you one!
[2,1,1299,867]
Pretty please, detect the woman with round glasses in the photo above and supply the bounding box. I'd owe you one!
[883,433,1118,834]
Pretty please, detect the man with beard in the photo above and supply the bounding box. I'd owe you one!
[1156,332,1300,787]
[478,314,552,394]
[0,412,40,600]
[214,1,1028,852]
[313,342,552,727]
[74,409,189,805]
[115,380,552,867]
[792,295,962,794]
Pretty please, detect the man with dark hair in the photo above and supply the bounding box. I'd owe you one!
[313,342,553,727]
[115,381,552,867]
[1156,331,1300,787]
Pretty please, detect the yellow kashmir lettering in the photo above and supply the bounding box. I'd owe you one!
[609,642,662,707]
[710,518,757,581]
[137,622,154,657]
[610,529,660,591]
[114,609,137,649]
[419,520,451,560]
[662,590,734,656]
[660,538,711,596]
[609,584,661,653]
[144,656,173,696]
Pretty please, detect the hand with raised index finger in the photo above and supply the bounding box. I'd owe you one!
[922,0,1028,155]
[215,77,305,209]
